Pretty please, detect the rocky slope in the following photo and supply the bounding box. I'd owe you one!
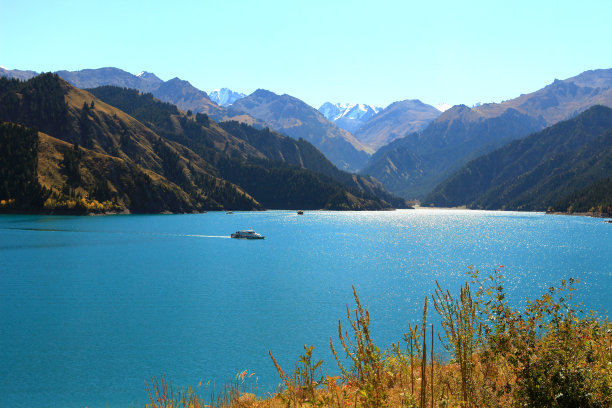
[228,89,373,171]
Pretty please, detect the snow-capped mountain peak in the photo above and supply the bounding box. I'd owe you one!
[319,102,382,121]
[136,71,162,83]
[318,102,382,133]
[209,88,246,106]
[436,103,453,112]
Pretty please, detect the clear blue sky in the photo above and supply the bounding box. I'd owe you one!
[1,0,611,109]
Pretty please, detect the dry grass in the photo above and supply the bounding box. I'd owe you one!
[144,269,611,408]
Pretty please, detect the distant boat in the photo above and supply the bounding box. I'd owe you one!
[297,210,304,215]
[231,230,265,239]
[226,211,233,214]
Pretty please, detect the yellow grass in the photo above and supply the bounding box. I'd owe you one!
[142,273,612,408]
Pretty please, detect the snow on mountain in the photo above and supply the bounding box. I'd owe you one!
[209,88,246,106]
[318,102,382,133]
[436,102,482,112]
[436,103,453,112]
[320,102,382,121]
[319,102,343,120]
[136,71,163,83]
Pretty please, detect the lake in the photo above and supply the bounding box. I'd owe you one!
[0,209,610,408]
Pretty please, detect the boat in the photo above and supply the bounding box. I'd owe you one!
[226,211,233,214]
[231,229,265,239]
[297,210,304,215]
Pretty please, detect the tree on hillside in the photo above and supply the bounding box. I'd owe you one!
[0,123,48,209]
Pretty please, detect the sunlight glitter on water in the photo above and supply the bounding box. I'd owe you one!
[0,210,610,408]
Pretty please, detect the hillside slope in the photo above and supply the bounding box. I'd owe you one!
[550,177,612,215]
[0,75,403,212]
[354,99,441,150]
[0,75,260,212]
[55,67,225,117]
[88,86,405,209]
[361,106,544,198]
[362,69,612,199]
[475,69,612,125]
[227,89,373,171]
[425,105,612,211]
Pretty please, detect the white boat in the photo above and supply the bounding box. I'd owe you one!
[231,229,265,239]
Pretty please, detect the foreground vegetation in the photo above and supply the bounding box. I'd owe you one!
[144,268,611,407]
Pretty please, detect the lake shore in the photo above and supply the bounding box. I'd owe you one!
[545,210,612,219]
[413,205,612,220]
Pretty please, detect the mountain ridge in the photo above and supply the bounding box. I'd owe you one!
[353,99,441,150]
[318,102,382,134]
[425,105,612,211]
[209,88,246,106]
[3,68,373,172]
[0,74,404,213]
[363,69,612,199]
[227,89,373,171]
[361,105,544,198]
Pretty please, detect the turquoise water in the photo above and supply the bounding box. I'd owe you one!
[0,210,610,407]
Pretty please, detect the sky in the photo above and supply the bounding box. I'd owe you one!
[1,0,611,109]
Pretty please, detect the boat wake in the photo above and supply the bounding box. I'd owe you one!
[3,227,231,239]
[181,234,231,239]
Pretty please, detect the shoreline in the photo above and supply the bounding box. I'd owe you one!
[0,206,413,216]
[1,207,610,220]
[545,210,612,219]
[414,205,612,220]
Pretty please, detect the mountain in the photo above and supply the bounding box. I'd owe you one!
[318,102,382,133]
[550,177,612,215]
[227,89,373,171]
[87,86,404,209]
[209,88,246,106]
[0,66,38,81]
[136,71,163,84]
[361,105,544,198]
[474,69,612,125]
[2,67,370,172]
[425,105,612,211]
[362,69,612,199]
[52,67,225,117]
[151,77,225,117]
[0,74,260,213]
[436,103,452,112]
[55,67,161,92]
[0,75,403,213]
[564,68,612,88]
[353,99,441,150]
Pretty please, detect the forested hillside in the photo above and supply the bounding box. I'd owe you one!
[227,89,372,171]
[361,106,544,198]
[361,69,612,200]
[425,105,612,211]
[0,75,260,213]
[549,178,612,215]
[0,123,48,210]
[0,75,403,213]
[88,86,405,209]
